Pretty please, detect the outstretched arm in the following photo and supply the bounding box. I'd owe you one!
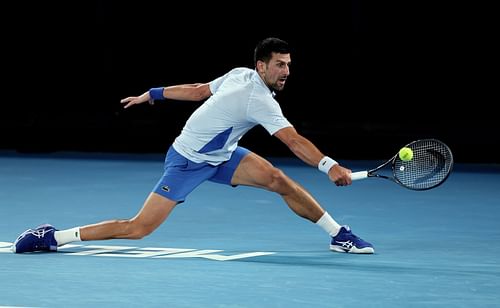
[120,83,211,109]
[274,127,352,186]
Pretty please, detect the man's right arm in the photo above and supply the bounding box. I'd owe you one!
[274,126,352,186]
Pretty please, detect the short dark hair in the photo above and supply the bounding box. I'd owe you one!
[254,37,290,66]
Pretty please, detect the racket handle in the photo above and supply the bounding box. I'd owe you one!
[351,171,368,181]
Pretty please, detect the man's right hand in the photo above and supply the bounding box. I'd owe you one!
[328,164,352,186]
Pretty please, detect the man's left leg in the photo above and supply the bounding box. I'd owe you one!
[12,193,178,253]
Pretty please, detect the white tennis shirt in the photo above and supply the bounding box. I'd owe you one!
[172,67,292,165]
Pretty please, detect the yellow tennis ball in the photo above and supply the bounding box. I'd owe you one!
[399,147,413,161]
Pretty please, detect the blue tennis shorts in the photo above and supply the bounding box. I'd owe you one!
[153,145,250,202]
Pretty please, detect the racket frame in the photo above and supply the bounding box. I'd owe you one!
[350,139,453,190]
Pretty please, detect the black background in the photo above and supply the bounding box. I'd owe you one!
[1,1,498,162]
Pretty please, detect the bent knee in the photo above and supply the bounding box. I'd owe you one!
[265,168,293,193]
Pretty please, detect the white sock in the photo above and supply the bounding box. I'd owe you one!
[54,227,82,246]
[316,212,342,237]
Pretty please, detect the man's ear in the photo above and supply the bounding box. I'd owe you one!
[256,60,266,73]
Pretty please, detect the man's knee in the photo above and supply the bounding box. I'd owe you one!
[125,219,156,239]
[266,168,293,193]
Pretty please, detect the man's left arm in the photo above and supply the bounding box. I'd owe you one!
[121,83,211,109]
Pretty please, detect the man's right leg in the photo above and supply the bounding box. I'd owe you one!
[230,152,374,254]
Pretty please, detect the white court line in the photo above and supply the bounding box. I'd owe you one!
[0,241,275,261]
[0,306,40,308]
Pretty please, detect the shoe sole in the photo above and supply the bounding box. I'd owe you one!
[330,245,374,254]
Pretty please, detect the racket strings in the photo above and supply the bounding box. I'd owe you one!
[394,139,453,190]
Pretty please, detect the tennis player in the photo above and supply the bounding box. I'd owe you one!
[13,37,374,254]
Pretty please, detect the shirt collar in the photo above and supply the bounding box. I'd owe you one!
[253,69,276,97]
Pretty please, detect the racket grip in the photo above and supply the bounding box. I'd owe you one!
[350,171,368,181]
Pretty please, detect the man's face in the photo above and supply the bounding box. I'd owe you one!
[258,52,291,91]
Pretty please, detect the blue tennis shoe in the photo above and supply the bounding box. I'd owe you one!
[330,225,374,254]
[12,224,58,253]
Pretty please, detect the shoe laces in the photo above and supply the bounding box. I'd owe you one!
[28,228,51,239]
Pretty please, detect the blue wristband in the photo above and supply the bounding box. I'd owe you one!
[149,87,165,100]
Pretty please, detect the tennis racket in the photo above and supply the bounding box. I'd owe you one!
[350,139,453,190]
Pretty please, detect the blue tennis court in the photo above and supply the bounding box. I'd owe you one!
[1,152,499,307]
